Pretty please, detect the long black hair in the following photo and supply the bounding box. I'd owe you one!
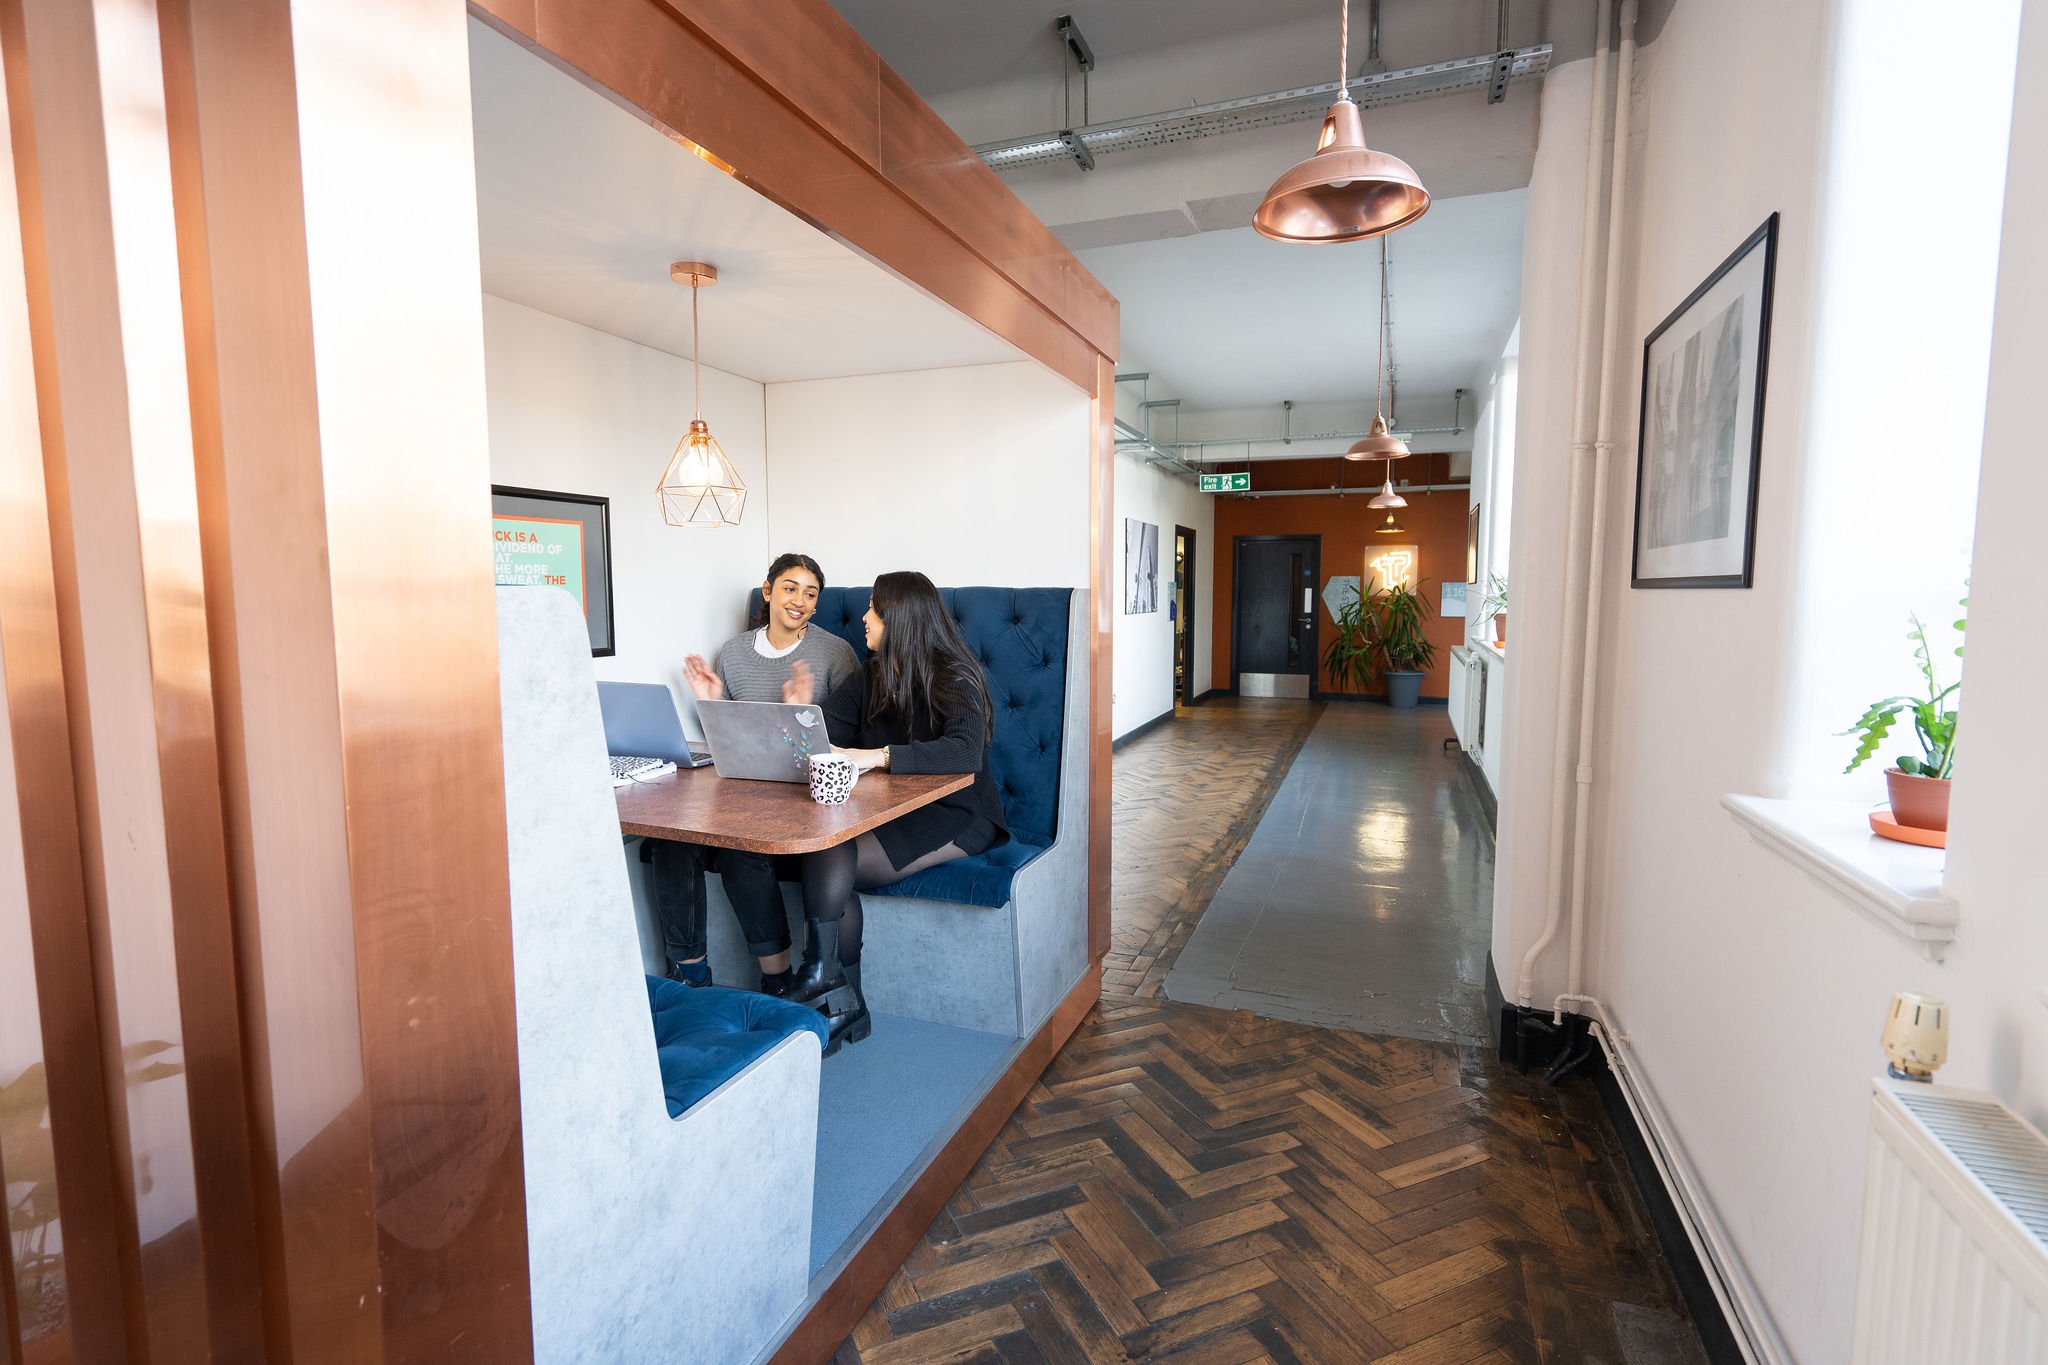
[865,571,993,741]
[745,552,825,629]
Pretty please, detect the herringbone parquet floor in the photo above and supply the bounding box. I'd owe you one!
[839,702,1705,1364]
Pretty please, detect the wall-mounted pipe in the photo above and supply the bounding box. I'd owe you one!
[1517,0,1614,1008]
[1565,0,1639,1000]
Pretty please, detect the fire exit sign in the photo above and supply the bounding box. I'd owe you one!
[1199,472,1250,493]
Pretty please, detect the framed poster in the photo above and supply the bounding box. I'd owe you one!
[1124,518,1159,614]
[492,485,616,655]
[1466,504,1481,585]
[1632,213,1778,588]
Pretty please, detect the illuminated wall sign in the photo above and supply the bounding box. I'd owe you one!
[1367,545,1418,592]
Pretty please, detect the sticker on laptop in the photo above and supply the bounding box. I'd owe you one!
[794,709,819,729]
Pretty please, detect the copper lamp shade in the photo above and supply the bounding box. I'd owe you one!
[1367,459,1407,508]
[660,259,746,527]
[1253,98,1430,244]
[658,419,747,527]
[1374,510,1406,534]
[1346,412,1410,462]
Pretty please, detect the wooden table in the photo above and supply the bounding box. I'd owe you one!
[615,766,973,854]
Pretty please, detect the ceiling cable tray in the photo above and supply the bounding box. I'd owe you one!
[974,46,1552,172]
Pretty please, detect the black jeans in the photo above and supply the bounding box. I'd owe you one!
[647,840,794,962]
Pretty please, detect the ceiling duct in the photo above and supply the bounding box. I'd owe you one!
[975,45,1551,172]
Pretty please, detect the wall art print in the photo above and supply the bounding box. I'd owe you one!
[1124,518,1159,614]
[1631,213,1778,589]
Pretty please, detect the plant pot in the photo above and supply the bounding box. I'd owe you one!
[1493,611,1508,647]
[1885,767,1951,832]
[1383,671,1425,709]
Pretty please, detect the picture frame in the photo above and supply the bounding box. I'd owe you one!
[1466,504,1481,585]
[492,484,616,655]
[1124,518,1159,614]
[1631,213,1778,589]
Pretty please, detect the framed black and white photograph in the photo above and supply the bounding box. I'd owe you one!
[491,484,617,655]
[1124,518,1159,614]
[1631,213,1778,588]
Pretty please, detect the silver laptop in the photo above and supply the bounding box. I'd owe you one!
[695,698,835,783]
[597,681,712,768]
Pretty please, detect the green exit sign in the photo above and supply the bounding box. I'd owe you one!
[1199,472,1251,493]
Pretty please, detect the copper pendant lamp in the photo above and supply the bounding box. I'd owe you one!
[658,261,748,528]
[1374,510,1407,534]
[1368,459,1407,509]
[1252,0,1430,244]
[1348,236,1411,463]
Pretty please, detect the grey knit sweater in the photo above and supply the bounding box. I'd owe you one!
[712,626,860,706]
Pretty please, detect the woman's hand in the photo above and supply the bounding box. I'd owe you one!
[681,654,724,702]
[838,746,889,772]
[781,659,814,705]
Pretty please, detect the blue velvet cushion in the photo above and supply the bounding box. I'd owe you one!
[645,977,829,1117]
[813,587,1070,907]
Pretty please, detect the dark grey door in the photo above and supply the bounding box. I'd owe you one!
[1233,536,1319,698]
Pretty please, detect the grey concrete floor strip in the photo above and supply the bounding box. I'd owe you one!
[1162,702,1497,1045]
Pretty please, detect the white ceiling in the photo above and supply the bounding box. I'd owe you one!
[1078,189,1524,412]
[466,19,1023,384]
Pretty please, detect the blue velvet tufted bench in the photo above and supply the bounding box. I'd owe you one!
[646,978,830,1115]
[681,586,1092,1038]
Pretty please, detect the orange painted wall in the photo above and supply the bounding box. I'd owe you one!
[1209,460,1471,699]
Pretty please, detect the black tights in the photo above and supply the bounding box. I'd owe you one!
[799,832,970,965]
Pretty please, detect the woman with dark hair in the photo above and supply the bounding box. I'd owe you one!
[654,552,860,993]
[787,571,1009,1051]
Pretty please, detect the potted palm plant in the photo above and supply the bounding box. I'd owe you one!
[1840,600,1963,833]
[1374,579,1438,709]
[1321,577,1381,697]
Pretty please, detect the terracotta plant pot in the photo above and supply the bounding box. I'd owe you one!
[1885,767,1951,832]
[1493,611,1508,646]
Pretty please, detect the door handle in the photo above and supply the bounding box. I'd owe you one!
[1302,588,1312,614]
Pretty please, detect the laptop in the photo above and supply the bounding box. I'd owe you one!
[695,698,835,783]
[596,682,713,782]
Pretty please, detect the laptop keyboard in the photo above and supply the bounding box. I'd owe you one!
[609,754,668,784]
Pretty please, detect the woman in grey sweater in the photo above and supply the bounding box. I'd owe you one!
[654,553,859,994]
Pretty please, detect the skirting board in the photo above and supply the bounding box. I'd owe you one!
[1585,1017,1790,1365]
[1112,707,1176,751]
[765,966,1101,1363]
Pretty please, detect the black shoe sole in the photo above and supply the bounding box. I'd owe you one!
[822,1010,871,1058]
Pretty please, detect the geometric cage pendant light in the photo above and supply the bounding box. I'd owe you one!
[657,261,748,528]
[1251,0,1430,244]
[1348,236,1411,464]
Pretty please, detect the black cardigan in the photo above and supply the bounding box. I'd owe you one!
[821,665,1009,871]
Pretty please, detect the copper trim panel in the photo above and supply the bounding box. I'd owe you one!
[1089,356,1116,963]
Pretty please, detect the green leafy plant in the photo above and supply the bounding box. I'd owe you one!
[1374,579,1438,674]
[1477,573,1508,626]
[1840,595,1965,778]
[1322,577,1381,694]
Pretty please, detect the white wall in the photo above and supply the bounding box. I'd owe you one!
[1494,2,2033,1361]
[1111,449,1214,737]
[482,295,769,731]
[763,361,1092,589]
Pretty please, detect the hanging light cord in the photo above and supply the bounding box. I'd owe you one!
[1374,234,1387,420]
[691,282,703,420]
[1339,0,1350,94]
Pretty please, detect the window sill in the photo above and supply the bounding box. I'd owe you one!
[1721,795,1957,960]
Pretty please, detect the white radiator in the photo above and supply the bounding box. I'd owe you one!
[1853,1078,2048,1363]
[1448,645,1484,751]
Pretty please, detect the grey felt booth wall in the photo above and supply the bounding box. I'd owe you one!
[498,587,820,1364]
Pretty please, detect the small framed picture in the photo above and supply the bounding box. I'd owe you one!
[1631,214,1778,589]
[492,485,616,655]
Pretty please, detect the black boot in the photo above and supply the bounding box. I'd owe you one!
[758,967,796,998]
[785,919,845,1004]
[823,961,871,1057]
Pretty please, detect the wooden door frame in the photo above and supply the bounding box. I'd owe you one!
[1230,534,1323,698]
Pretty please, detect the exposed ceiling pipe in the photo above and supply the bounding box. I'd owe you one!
[1228,481,1470,499]
[1164,424,1463,449]
[1516,0,1619,1010]
[976,45,1552,170]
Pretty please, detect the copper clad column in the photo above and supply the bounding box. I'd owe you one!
[160,0,531,1357]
